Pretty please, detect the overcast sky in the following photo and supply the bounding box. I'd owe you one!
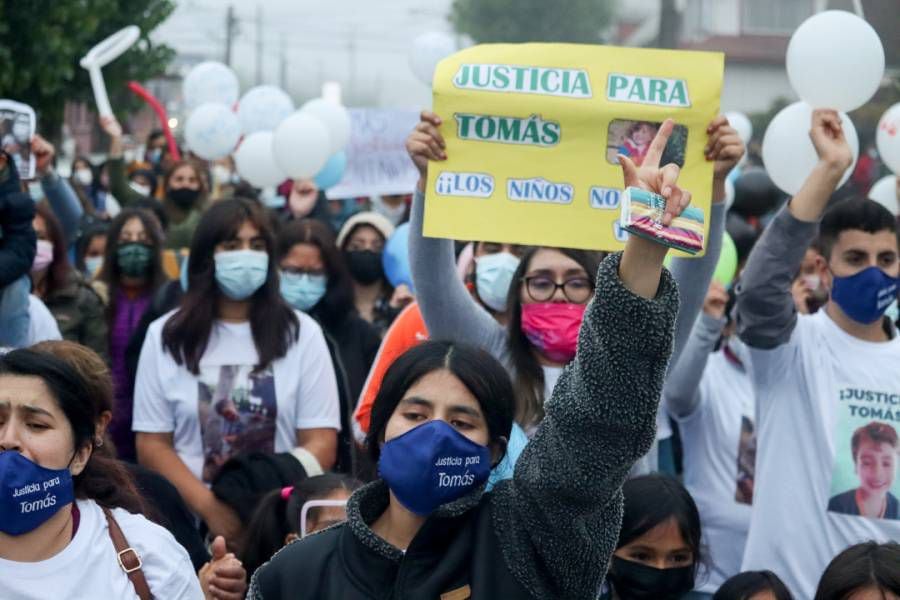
[152,0,456,109]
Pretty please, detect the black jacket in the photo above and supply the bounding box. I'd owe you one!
[249,254,680,600]
[0,152,36,287]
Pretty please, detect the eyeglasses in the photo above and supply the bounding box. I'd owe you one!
[522,275,593,303]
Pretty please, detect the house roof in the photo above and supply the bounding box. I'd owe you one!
[678,34,790,65]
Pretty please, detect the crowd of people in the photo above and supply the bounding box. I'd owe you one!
[1,97,900,600]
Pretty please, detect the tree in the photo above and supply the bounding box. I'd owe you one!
[0,0,176,138]
[450,0,616,44]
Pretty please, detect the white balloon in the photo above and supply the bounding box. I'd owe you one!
[786,11,884,112]
[876,103,900,175]
[184,103,241,160]
[409,31,457,87]
[300,98,350,153]
[272,112,332,178]
[234,131,286,188]
[761,102,859,196]
[237,86,295,135]
[869,175,898,215]
[725,112,753,146]
[183,61,240,110]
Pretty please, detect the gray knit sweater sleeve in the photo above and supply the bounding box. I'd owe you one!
[408,189,510,361]
[491,252,679,600]
[664,312,725,419]
[736,205,817,349]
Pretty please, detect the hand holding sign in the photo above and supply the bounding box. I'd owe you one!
[618,119,695,298]
[618,119,691,228]
[706,115,745,182]
[406,111,446,190]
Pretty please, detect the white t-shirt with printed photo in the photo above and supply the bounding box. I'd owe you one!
[0,498,203,599]
[133,310,340,483]
[742,309,900,598]
[676,340,755,593]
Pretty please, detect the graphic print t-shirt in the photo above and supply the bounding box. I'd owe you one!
[676,340,754,592]
[741,310,900,598]
[133,311,340,482]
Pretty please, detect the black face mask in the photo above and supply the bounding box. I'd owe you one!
[344,250,384,285]
[607,557,695,600]
[167,187,200,209]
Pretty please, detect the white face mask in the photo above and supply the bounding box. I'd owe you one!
[212,165,233,186]
[802,274,821,291]
[475,251,520,313]
[28,182,44,202]
[74,168,93,186]
[129,181,152,197]
[372,195,407,226]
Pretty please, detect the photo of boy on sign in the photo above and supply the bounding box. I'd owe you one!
[607,119,688,168]
[828,421,900,520]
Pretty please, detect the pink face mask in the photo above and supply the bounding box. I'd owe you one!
[31,240,54,273]
[520,302,587,363]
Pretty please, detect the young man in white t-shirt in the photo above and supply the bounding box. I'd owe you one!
[736,109,900,597]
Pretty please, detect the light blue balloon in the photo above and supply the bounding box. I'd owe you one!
[382,222,414,292]
[313,151,347,189]
[726,164,742,184]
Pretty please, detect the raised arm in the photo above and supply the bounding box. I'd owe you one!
[492,120,686,599]
[100,116,144,208]
[737,109,853,349]
[406,112,509,359]
[33,136,83,243]
[668,115,743,367]
[664,282,728,419]
[0,152,36,286]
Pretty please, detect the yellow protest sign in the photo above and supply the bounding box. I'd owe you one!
[423,43,724,254]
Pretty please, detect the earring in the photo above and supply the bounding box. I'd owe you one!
[94,436,104,448]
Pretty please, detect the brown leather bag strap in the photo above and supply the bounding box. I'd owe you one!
[102,507,153,600]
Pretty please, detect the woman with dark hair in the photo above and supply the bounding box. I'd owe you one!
[277,218,380,400]
[277,218,381,471]
[101,115,207,250]
[69,155,107,215]
[95,208,168,461]
[408,112,743,438]
[30,340,249,599]
[601,474,703,599]
[74,221,108,280]
[714,571,793,600]
[133,198,341,543]
[814,542,900,600]
[0,348,203,598]
[240,473,361,580]
[30,202,107,358]
[249,120,693,600]
[336,211,412,336]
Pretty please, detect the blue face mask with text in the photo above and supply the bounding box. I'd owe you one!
[831,266,900,324]
[280,272,327,312]
[0,451,74,536]
[214,249,269,300]
[378,420,491,516]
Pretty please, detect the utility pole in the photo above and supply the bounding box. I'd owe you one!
[224,5,237,67]
[279,34,287,90]
[255,3,263,85]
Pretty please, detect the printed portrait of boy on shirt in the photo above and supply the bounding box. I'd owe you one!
[828,421,900,520]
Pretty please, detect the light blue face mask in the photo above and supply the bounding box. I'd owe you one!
[214,249,269,300]
[84,256,103,279]
[475,252,520,313]
[280,272,327,312]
